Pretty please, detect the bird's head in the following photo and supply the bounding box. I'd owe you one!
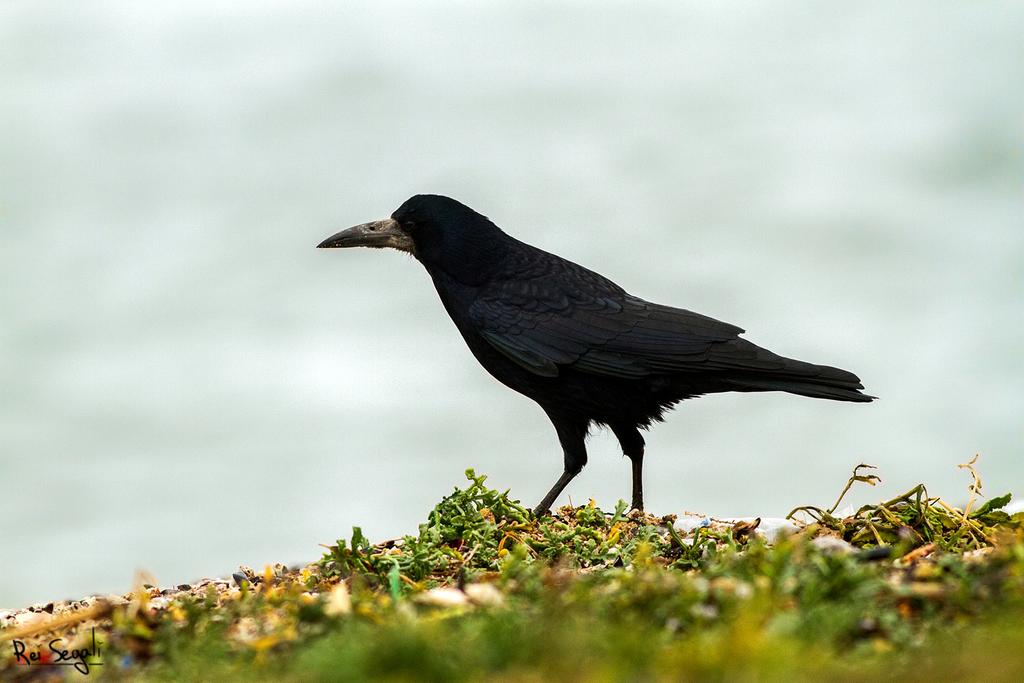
[318,194,509,283]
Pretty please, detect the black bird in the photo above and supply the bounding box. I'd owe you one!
[318,195,873,515]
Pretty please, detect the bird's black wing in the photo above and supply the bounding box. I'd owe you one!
[468,249,766,379]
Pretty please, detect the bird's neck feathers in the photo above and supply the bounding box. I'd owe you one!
[413,219,512,286]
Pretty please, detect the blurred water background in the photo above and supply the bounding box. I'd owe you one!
[1,1,1022,607]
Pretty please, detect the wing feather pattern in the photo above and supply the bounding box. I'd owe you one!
[468,251,754,379]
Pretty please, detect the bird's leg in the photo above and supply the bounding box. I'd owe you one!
[534,415,588,516]
[629,455,644,511]
[534,468,580,517]
[611,424,646,511]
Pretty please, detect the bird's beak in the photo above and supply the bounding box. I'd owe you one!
[316,218,413,253]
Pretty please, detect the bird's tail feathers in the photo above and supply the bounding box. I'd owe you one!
[722,352,876,403]
[726,376,875,402]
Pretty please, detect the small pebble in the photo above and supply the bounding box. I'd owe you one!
[690,603,719,620]
[464,583,504,607]
[811,536,856,555]
[415,587,469,608]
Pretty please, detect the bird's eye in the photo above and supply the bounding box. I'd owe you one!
[404,220,417,231]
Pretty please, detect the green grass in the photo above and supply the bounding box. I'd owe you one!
[5,464,1024,681]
